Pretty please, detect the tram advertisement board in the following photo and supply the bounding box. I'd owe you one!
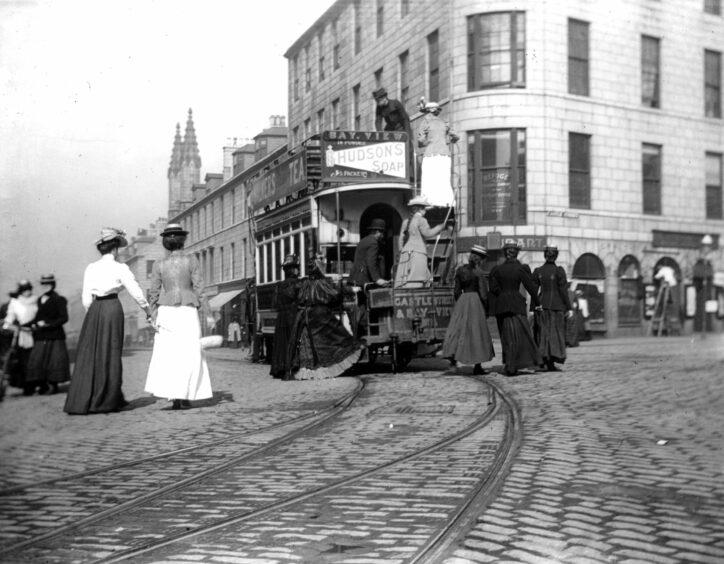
[321,130,408,182]
[249,151,307,209]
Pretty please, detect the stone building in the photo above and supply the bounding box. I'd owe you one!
[283,0,724,336]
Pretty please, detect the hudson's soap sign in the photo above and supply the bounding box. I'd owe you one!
[321,130,408,181]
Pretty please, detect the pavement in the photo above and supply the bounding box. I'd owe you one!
[0,334,723,563]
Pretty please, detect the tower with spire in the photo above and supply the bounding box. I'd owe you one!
[168,108,202,216]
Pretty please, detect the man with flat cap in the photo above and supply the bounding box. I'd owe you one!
[348,218,390,338]
[374,88,413,180]
[532,246,573,371]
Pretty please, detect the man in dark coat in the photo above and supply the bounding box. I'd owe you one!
[373,88,411,136]
[348,218,389,338]
[26,274,71,394]
[489,242,542,376]
[532,247,573,371]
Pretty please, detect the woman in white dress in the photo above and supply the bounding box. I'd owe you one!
[145,224,212,409]
[2,280,38,395]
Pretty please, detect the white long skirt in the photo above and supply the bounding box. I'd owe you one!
[421,155,454,207]
[145,306,212,400]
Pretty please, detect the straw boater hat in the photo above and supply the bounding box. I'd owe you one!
[160,223,189,237]
[40,274,56,285]
[16,279,33,293]
[471,245,487,257]
[282,254,300,268]
[424,101,441,113]
[502,241,520,250]
[407,195,432,208]
[94,227,128,247]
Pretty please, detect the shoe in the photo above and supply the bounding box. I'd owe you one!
[504,368,517,376]
[473,364,487,375]
[37,383,49,395]
[180,400,192,408]
[171,399,182,410]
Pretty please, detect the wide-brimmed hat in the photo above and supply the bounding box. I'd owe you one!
[40,274,56,285]
[372,87,388,100]
[367,218,387,232]
[16,279,33,293]
[407,195,432,208]
[502,241,520,250]
[282,253,300,268]
[94,227,128,247]
[160,223,189,237]
[424,101,441,112]
[471,245,487,257]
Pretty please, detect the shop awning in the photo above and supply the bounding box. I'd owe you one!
[208,289,243,311]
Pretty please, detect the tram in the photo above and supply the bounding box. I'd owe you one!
[250,130,456,371]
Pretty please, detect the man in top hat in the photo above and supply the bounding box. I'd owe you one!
[532,246,573,371]
[348,219,389,338]
[417,100,459,207]
[26,274,71,394]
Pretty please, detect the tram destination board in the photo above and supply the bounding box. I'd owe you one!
[321,130,408,182]
[369,287,454,326]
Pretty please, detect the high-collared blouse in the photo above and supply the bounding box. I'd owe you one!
[148,250,203,309]
[81,254,149,311]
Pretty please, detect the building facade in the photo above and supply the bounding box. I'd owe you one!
[284,0,724,336]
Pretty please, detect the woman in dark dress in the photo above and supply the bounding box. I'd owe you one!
[488,242,542,376]
[270,254,301,380]
[26,274,71,394]
[442,245,495,375]
[532,247,574,371]
[64,228,152,415]
[289,256,363,380]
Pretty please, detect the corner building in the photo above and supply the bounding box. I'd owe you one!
[285,0,724,337]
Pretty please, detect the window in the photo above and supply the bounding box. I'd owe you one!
[318,29,325,82]
[293,56,299,102]
[208,248,215,283]
[642,143,662,215]
[377,0,384,37]
[331,98,340,130]
[317,108,325,132]
[569,133,591,209]
[242,237,247,278]
[210,202,215,234]
[706,152,723,219]
[705,0,721,15]
[467,12,525,91]
[428,29,440,101]
[332,18,340,70]
[292,126,299,146]
[641,35,660,108]
[220,246,225,281]
[399,50,410,107]
[304,118,311,138]
[220,194,225,228]
[467,129,527,224]
[319,55,325,82]
[568,19,590,96]
[305,44,311,92]
[231,188,236,223]
[354,0,362,55]
[353,83,361,130]
[374,67,383,89]
[705,50,722,118]
[230,242,236,279]
[401,0,410,17]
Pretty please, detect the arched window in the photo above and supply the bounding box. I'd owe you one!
[572,253,605,279]
[617,255,642,327]
[571,253,606,329]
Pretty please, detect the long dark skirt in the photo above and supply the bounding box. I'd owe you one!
[496,313,541,373]
[26,339,71,385]
[565,311,581,347]
[534,309,567,365]
[442,293,494,364]
[269,306,297,379]
[290,305,362,380]
[64,298,126,414]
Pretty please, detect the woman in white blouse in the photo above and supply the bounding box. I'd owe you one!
[64,228,152,415]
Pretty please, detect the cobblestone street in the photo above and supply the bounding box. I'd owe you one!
[0,334,723,563]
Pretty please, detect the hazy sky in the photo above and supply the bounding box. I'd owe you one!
[0,0,335,299]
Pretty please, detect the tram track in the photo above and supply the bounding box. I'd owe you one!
[0,380,364,498]
[1,373,519,564]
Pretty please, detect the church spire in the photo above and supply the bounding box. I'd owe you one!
[168,123,182,177]
[181,108,202,168]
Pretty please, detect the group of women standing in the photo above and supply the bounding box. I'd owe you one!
[443,242,574,377]
[2,276,71,397]
[64,224,212,415]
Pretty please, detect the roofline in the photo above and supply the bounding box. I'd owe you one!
[283,0,350,59]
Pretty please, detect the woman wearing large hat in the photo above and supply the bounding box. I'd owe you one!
[442,244,495,374]
[144,224,212,409]
[2,280,38,394]
[394,196,453,288]
[65,228,152,414]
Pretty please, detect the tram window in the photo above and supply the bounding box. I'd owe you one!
[302,216,312,227]
[274,239,282,280]
[273,227,281,237]
[265,244,273,284]
[291,220,300,230]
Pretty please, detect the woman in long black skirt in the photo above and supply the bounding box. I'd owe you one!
[269,254,301,380]
[488,242,542,376]
[64,228,152,415]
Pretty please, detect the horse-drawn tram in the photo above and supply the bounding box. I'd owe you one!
[250,130,455,371]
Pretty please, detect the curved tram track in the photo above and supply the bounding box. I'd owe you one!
[0,373,520,564]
